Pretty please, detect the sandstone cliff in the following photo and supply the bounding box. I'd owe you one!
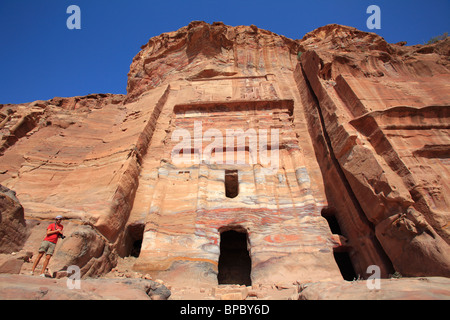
[0,22,449,293]
[298,24,450,277]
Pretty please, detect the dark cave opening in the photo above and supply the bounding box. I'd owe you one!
[321,207,342,235]
[218,229,252,286]
[125,223,144,258]
[131,239,142,258]
[334,250,357,281]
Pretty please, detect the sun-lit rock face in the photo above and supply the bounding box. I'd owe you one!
[298,23,450,278]
[0,22,449,286]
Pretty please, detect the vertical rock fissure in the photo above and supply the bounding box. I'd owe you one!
[298,62,394,275]
[99,85,171,243]
[299,64,367,223]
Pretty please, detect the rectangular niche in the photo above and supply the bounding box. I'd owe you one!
[225,169,239,198]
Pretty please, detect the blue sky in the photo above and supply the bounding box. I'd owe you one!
[0,0,449,104]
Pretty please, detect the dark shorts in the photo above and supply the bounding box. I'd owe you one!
[38,240,56,255]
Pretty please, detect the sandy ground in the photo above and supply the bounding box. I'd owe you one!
[18,255,298,300]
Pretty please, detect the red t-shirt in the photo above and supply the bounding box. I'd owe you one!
[43,223,63,244]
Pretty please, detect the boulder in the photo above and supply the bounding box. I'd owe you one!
[0,185,29,253]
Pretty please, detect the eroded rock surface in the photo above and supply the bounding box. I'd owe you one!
[298,24,450,277]
[0,185,29,253]
[0,274,170,300]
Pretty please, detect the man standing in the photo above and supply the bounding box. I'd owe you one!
[31,215,64,277]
